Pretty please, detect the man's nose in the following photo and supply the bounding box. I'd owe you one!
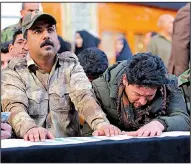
[23,42,28,51]
[139,96,147,106]
[42,30,50,40]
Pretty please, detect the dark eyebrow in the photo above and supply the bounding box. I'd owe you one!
[133,91,140,95]
[47,24,54,28]
[133,91,154,97]
[17,38,24,42]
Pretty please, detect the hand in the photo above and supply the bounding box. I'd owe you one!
[92,123,121,137]
[1,123,12,139]
[24,127,54,142]
[122,120,165,137]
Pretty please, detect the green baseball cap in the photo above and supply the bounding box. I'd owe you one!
[22,11,57,39]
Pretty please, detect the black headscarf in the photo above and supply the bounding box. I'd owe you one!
[116,37,132,62]
[94,36,101,47]
[57,35,72,53]
[74,30,96,55]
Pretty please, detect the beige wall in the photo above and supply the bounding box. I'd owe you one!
[61,3,98,49]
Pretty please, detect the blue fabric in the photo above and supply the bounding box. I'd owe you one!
[1,136,190,163]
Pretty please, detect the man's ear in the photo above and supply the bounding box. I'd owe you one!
[122,74,128,86]
[8,44,13,54]
[20,10,25,19]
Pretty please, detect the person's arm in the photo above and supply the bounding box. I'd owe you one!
[123,87,190,137]
[69,60,109,129]
[169,4,190,76]
[1,69,37,138]
[155,87,190,131]
[1,28,8,43]
[67,52,121,136]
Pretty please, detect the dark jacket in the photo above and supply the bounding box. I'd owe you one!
[92,61,190,131]
[168,3,190,76]
[116,38,132,62]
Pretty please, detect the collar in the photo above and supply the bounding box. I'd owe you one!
[158,33,171,43]
[16,18,22,29]
[27,53,60,73]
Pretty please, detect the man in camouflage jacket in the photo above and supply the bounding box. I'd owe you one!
[178,69,190,114]
[1,3,40,43]
[1,12,121,141]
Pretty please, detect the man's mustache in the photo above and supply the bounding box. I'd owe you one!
[40,40,54,48]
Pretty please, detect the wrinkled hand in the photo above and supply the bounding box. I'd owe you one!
[92,123,121,136]
[24,127,54,142]
[122,120,165,137]
[1,123,12,139]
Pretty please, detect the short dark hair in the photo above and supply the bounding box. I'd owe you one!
[78,47,109,80]
[12,28,22,45]
[125,52,169,87]
[1,41,11,53]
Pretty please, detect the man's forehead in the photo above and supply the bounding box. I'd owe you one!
[24,3,39,10]
[133,85,157,93]
[16,34,24,39]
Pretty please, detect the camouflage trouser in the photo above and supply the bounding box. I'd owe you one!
[180,84,190,115]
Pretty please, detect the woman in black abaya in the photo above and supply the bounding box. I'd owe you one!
[116,37,132,62]
[74,30,96,55]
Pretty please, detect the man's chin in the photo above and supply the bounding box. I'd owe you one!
[14,53,27,58]
[41,51,56,57]
[133,103,141,109]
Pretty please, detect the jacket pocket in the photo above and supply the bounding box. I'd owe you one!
[26,89,48,117]
[49,86,71,112]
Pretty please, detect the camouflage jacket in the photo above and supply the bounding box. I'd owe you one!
[178,69,190,112]
[1,52,109,138]
[1,19,22,43]
[178,69,190,86]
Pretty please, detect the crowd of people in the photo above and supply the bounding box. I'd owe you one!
[1,3,190,141]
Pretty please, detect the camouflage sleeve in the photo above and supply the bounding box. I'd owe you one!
[1,27,13,43]
[1,25,18,43]
[155,87,190,131]
[1,28,8,43]
[178,69,190,86]
[1,69,37,138]
[68,56,110,131]
[1,30,7,43]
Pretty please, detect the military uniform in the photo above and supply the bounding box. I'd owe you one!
[178,69,190,114]
[1,19,22,43]
[92,61,190,131]
[1,52,109,138]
